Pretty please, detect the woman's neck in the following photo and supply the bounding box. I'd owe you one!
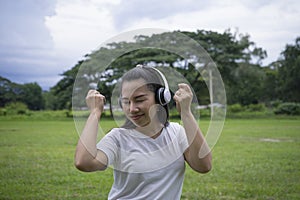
[136,120,164,139]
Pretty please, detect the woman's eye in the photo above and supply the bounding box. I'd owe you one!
[122,100,129,105]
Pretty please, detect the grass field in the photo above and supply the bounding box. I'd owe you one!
[0,117,299,199]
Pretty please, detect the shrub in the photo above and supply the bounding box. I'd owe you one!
[274,102,300,115]
[65,109,73,118]
[228,104,244,113]
[5,102,29,115]
[247,103,266,112]
[0,108,7,116]
[270,100,282,108]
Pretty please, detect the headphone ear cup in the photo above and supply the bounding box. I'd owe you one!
[157,87,171,106]
[163,89,171,104]
[157,88,164,105]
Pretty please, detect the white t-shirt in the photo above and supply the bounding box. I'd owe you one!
[97,122,189,200]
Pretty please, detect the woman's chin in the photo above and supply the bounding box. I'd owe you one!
[133,121,150,128]
[131,118,151,128]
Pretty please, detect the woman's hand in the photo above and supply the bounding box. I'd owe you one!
[173,83,193,114]
[86,90,106,114]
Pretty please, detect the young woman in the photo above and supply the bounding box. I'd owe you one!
[75,65,212,199]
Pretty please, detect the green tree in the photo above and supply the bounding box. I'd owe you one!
[56,29,268,113]
[49,61,80,110]
[261,62,280,103]
[277,37,300,102]
[228,63,266,105]
[0,76,44,110]
[182,29,267,82]
[21,82,44,110]
[43,90,56,110]
[182,29,267,105]
[0,76,15,107]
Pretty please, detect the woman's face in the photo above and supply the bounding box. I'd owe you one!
[121,78,157,127]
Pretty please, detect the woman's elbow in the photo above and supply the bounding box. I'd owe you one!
[74,159,90,172]
[195,155,212,173]
[74,157,93,172]
[198,162,212,173]
[74,157,106,172]
[191,161,212,173]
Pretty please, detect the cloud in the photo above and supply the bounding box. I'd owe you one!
[45,0,119,59]
[111,0,211,29]
[116,0,300,64]
[46,0,300,66]
[0,0,59,89]
[0,0,55,47]
[1,0,299,90]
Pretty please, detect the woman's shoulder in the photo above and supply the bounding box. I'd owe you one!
[167,122,187,145]
[167,122,183,130]
[107,127,130,135]
[101,127,132,143]
[166,122,185,136]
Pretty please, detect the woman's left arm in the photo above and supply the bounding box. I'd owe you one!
[174,83,212,173]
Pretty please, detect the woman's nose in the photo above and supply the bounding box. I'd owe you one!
[129,102,139,113]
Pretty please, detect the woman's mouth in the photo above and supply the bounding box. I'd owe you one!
[130,114,144,121]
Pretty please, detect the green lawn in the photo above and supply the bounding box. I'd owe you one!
[0,118,299,199]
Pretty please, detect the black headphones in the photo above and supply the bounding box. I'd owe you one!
[119,65,171,108]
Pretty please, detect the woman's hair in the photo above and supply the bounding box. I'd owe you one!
[120,65,170,129]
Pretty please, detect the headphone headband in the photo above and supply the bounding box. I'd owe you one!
[135,64,169,90]
[135,64,171,105]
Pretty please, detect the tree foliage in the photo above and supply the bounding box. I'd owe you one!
[182,30,267,105]
[1,30,298,112]
[54,29,270,113]
[45,61,81,110]
[0,77,44,110]
[277,37,300,102]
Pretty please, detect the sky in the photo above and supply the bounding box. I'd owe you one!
[0,0,299,90]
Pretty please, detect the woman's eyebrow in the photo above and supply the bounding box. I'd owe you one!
[122,94,148,100]
[134,94,148,99]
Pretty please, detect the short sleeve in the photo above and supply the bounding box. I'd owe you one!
[168,122,189,153]
[96,129,119,166]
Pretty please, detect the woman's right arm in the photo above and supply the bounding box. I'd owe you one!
[74,90,108,172]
